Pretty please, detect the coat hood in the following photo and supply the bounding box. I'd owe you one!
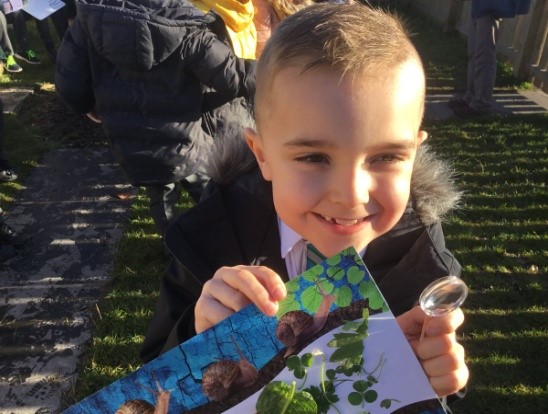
[205,108,461,226]
[76,0,206,71]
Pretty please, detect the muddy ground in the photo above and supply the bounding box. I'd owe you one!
[18,84,107,148]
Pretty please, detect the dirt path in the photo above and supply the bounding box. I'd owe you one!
[0,86,132,414]
[0,148,135,413]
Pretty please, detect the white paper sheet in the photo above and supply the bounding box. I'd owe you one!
[23,0,64,20]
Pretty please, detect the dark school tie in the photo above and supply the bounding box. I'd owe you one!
[306,242,326,270]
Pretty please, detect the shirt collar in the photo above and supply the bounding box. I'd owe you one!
[278,217,303,259]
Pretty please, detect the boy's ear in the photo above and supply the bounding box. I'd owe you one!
[244,127,272,181]
[417,130,428,146]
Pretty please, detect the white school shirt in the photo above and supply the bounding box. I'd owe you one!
[277,217,366,279]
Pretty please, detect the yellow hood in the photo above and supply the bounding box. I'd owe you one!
[192,0,256,58]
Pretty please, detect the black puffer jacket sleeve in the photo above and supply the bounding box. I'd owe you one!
[141,258,201,362]
[183,29,256,100]
[55,19,95,114]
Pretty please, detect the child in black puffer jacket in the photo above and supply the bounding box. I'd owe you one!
[55,0,256,234]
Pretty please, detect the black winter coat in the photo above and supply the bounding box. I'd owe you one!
[55,0,256,186]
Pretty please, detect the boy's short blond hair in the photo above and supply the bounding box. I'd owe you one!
[268,0,314,21]
[255,2,424,123]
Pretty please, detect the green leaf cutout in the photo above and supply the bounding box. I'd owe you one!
[346,266,365,285]
[358,280,386,310]
[380,399,399,408]
[363,389,378,403]
[303,265,324,281]
[301,286,323,313]
[329,340,364,363]
[327,332,366,348]
[301,353,314,367]
[276,296,301,319]
[326,254,342,266]
[341,320,362,331]
[286,278,301,293]
[318,279,335,294]
[286,355,301,370]
[353,380,369,393]
[334,285,352,308]
[348,391,363,406]
[327,266,345,281]
[256,381,317,414]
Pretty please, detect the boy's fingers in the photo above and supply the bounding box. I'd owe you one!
[196,265,286,334]
[396,305,426,338]
[195,296,237,334]
[425,308,465,337]
[420,341,465,376]
[230,266,286,301]
[412,332,458,360]
[217,266,286,316]
[398,306,465,339]
[412,335,468,396]
[203,278,252,312]
[428,364,469,397]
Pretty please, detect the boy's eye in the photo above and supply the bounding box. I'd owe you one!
[295,153,328,164]
[371,154,401,164]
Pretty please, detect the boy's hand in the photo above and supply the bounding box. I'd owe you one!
[397,306,469,397]
[195,265,287,334]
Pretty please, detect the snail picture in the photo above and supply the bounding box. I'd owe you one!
[115,372,171,414]
[276,286,336,357]
[201,336,259,402]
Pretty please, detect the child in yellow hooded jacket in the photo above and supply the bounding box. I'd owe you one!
[191,0,257,58]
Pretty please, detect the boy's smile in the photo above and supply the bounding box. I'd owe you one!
[247,61,427,258]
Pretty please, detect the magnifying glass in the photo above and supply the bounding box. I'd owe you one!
[419,276,469,341]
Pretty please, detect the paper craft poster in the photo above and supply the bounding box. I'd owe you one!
[63,247,447,413]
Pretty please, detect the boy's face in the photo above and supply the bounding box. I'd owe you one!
[246,61,427,258]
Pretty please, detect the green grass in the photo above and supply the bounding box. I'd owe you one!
[423,114,547,413]
[63,194,169,399]
[404,5,530,92]
[3,8,547,414]
[62,191,194,404]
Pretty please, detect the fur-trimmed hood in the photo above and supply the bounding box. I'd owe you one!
[205,110,461,226]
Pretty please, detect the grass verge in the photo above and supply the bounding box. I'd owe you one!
[424,114,547,413]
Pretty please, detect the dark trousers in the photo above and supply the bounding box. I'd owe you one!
[145,173,209,235]
[0,12,14,56]
[0,98,7,165]
[464,16,500,112]
[10,10,56,54]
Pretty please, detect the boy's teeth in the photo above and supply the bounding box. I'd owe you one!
[321,215,360,226]
[334,218,359,226]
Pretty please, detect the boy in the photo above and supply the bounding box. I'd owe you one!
[142,3,469,398]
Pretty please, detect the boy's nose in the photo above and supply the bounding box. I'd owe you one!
[331,167,370,207]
